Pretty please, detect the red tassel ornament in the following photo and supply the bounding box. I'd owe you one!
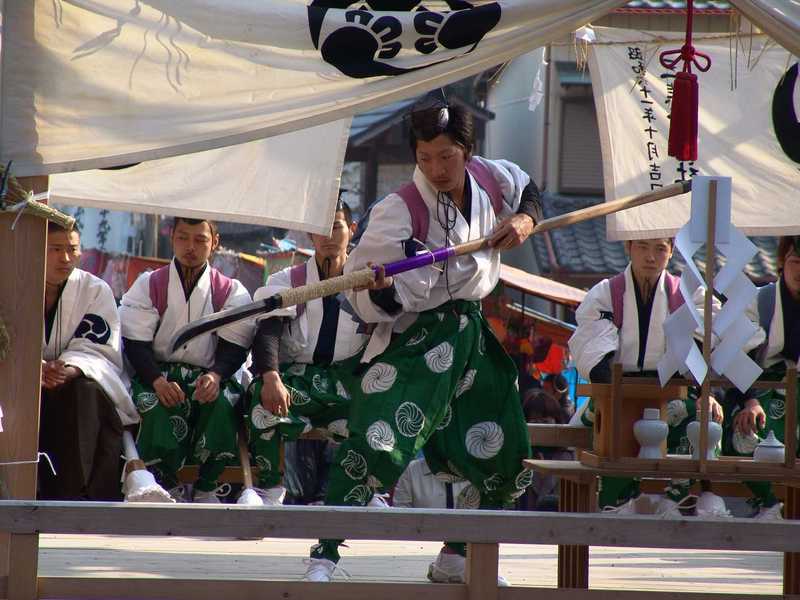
[659,0,710,162]
[669,71,699,161]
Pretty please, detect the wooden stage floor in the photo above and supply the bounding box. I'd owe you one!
[38,535,780,594]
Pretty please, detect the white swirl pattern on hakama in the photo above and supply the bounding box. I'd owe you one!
[455,369,477,398]
[395,402,425,437]
[465,422,504,459]
[732,430,761,455]
[455,485,481,509]
[666,399,689,427]
[344,484,372,505]
[136,392,159,413]
[170,416,188,442]
[366,420,396,452]
[251,404,280,430]
[361,363,398,394]
[424,342,454,374]
[341,450,368,480]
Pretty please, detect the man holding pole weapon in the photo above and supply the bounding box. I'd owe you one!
[167,111,692,583]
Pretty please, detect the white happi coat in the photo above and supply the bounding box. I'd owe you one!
[570,265,675,379]
[42,268,138,426]
[346,156,530,362]
[254,258,369,364]
[119,260,253,369]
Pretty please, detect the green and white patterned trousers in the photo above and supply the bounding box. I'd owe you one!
[723,362,796,509]
[131,362,242,493]
[246,358,360,489]
[311,300,532,562]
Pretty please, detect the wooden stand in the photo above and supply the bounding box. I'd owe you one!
[0,175,48,600]
[581,364,685,463]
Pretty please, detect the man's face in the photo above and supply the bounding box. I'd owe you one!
[626,239,672,283]
[310,210,350,261]
[46,230,81,286]
[783,249,800,296]
[171,220,218,269]
[415,134,468,194]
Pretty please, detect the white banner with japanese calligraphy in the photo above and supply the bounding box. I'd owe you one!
[589,27,800,240]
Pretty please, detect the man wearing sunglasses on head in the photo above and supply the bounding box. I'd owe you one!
[302,91,542,586]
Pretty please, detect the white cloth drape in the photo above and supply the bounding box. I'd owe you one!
[49,119,351,233]
[589,27,800,240]
[1,0,627,175]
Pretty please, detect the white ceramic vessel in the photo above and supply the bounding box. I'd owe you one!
[686,417,722,460]
[633,408,668,459]
[753,430,785,463]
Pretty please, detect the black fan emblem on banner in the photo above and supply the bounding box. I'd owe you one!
[308,1,501,78]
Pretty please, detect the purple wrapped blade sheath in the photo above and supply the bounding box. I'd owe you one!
[379,247,456,277]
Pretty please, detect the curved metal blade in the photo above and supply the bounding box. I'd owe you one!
[169,296,279,353]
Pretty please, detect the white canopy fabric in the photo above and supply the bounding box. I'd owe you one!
[728,0,800,57]
[49,119,351,233]
[590,26,800,240]
[1,0,628,175]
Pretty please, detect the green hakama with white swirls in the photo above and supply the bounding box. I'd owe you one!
[131,362,242,492]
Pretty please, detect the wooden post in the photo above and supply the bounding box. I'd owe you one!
[784,484,800,595]
[465,542,499,600]
[786,366,797,470]
[610,363,623,461]
[0,176,48,597]
[557,477,591,588]
[698,179,717,475]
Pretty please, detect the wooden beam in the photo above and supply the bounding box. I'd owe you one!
[527,424,592,449]
[37,578,467,600]
[34,579,786,600]
[465,543,498,600]
[0,501,798,552]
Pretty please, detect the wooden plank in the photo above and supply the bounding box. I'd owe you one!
[502,590,785,600]
[7,534,38,600]
[3,500,798,552]
[526,458,800,482]
[621,376,790,390]
[528,424,592,449]
[465,543,498,600]
[38,578,467,600]
[610,363,622,460]
[37,578,788,600]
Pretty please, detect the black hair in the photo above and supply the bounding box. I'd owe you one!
[408,94,474,157]
[172,216,219,238]
[48,220,81,236]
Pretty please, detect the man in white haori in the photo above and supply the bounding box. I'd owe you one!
[40,222,137,500]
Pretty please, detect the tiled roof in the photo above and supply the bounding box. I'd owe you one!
[532,193,778,281]
[623,1,731,10]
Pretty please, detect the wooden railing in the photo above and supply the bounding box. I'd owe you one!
[0,500,793,600]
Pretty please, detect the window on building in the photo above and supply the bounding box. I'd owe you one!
[558,98,604,195]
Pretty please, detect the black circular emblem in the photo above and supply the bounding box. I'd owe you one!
[74,314,112,345]
[772,62,800,165]
[307,1,501,78]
